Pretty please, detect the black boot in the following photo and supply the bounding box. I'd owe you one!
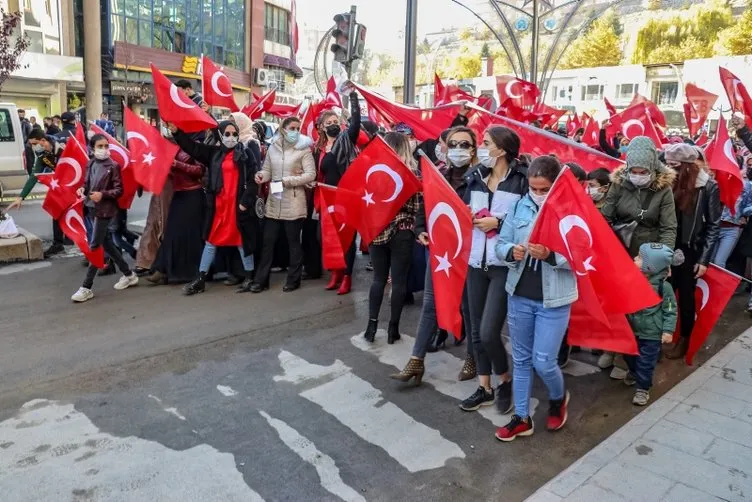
[236,271,254,293]
[182,272,207,296]
[224,274,243,286]
[364,319,378,343]
[387,321,401,344]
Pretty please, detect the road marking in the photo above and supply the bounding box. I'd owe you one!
[216,385,238,397]
[147,395,187,421]
[0,261,51,275]
[351,333,538,426]
[274,350,465,472]
[259,411,366,502]
[0,399,265,501]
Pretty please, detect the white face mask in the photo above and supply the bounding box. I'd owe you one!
[588,186,605,202]
[476,147,498,168]
[434,144,447,163]
[32,144,44,153]
[529,191,547,206]
[447,148,472,167]
[94,148,110,160]
[629,173,651,188]
[222,136,239,149]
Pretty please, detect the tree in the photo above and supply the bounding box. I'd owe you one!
[714,2,752,56]
[0,9,29,91]
[480,42,491,59]
[560,11,622,69]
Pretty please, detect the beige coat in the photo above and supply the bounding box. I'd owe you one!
[260,135,316,220]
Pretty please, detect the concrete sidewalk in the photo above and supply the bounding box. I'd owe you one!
[528,326,752,502]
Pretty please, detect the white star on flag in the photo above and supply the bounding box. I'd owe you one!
[362,190,375,206]
[523,85,533,92]
[50,178,59,190]
[434,252,452,277]
[142,152,156,165]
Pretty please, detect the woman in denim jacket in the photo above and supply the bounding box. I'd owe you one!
[494,156,578,442]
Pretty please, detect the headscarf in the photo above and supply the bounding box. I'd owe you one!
[217,120,239,152]
[230,112,255,144]
[625,136,662,174]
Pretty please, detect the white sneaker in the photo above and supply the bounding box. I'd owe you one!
[71,287,94,303]
[610,366,628,380]
[114,273,139,290]
[597,352,615,369]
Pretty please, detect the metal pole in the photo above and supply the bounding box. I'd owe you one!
[403,0,418,104]
[530,0,539,88]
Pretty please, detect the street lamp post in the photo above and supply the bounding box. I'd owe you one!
[404,0,419,104]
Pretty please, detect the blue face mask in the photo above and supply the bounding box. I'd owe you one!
[285,130,300,144]
[619,145,628,154]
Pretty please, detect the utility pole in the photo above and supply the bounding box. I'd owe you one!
[530,0,539,87]
[403,0,418,104]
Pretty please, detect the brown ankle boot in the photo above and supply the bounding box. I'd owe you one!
[665,337,690,360]
[458,356,477,381]
[390,358,424,384]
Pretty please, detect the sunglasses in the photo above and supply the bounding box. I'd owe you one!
[448,140,473,149]
[223,131,239,138]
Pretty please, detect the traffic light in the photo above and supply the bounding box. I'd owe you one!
[330,9,366,65]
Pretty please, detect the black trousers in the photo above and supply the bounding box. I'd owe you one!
[467,265,510,376]
[671,246,698,339]
[302,216,322,279]
[368,230,414,323]
[255,218,304,287]
[52,219,64,245]
[83,218,131,289]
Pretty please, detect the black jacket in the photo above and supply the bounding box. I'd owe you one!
[318,92,361,186]
[599,128,621,159]
[415,162,472,235]
[174,131,261,256]
[676,179,722,265]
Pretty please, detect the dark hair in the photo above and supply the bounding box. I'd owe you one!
[175,79,193,90]
[673,162,700,212]
[575,128,585,136]
[281,116,301,130]
[89,133,108,149]
[362,120,379,138]
[519,153,533,165]
[28,129,46,141]
[587,167,611,187]
[17,109,25,114]
[439,128,452,142]
[446,126,477,149]
[485,126,520,159]
[252,121,266,141]
[53,115,61,120]
[565,162,586,181]
[43,116,51,121]
[528,155,561,183]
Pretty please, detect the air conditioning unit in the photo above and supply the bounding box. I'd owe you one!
[254,68,269,86]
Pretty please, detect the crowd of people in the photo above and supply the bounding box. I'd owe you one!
[5,82,752,443]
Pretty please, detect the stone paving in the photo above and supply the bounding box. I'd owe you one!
[527,326,752,502]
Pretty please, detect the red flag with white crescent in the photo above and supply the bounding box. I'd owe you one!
[604,97,617,117]
[318,184,356,271]
[89,122,137,209]
[684,83,718,137]
[74,121,87,150]
[124,106,179,195]
[704,114,743,214]
[719,67,752,129]
[201,56,239,112]
[54,136,89,194]
[495,75,540,108]
[421,156,472,338]
[151,63,216,133]
[242,89,277,120]
[36,171,77,220]
[434,73,476,107]
[59,198,105,268]
[528,168,663,354]
[607,103,664,147]
[629,93,666,128]
[324,77,343,109]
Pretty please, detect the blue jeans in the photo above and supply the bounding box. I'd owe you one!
[712,226,743,269]
[624,338,662,391]
[508,295,571,418]
[199,243,254,273]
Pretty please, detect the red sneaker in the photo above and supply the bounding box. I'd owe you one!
[546,390,570,431]
[495,415,534,442]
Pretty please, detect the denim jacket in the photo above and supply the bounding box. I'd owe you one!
[720,180,752,225]
[495,195,578,309]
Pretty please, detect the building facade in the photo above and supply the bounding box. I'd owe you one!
[0,0,84,121]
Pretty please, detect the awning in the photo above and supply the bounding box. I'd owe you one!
[263,54,303,78]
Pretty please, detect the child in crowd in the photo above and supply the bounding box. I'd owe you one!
[586,168,611,209]
[625,243,677,406]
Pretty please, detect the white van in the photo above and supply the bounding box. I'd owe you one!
[0,103,27,195]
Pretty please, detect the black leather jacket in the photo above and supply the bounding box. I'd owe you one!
[677,179,721,265]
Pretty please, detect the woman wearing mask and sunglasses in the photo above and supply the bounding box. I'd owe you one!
[251,116,316,293]
[391,126,478,383]
[457,126,528,414]
[171,121,261,295]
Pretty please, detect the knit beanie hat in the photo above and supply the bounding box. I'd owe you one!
[626,136,661,173]
[664,143,699,166]
[638,243,674,275]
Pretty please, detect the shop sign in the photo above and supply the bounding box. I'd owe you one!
[181,56,201,74]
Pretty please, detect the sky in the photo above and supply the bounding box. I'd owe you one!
[295,0,479,56]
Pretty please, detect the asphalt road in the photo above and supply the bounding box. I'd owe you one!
[0,253,749,502]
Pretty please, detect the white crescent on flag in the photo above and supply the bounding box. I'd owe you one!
[697,278,710,311]
[427,202,463,259]
[622,119,645,138]
[109,144,130,168]
[326,205,346,231]
[733,79,744,103]
[170,84,198,109]
[558,214,596,276]
[64,208,86,239]
[505,80,524,100]
[723,138,736,164]
[127,131,149,147]
[365,164,404,203]
[58,158,83,187]
[211,72,232,98]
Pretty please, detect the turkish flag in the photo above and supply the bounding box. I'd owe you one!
[74,121,87,150]
[267,102,302,119]
[696,130,709,147]
[151,63,216,133]
[301,100,324,142]
[704,114,743,214]
[52,136,89,197]
[335,135,421,245]
[124,106,179,195]
[59,199,105,269]
[607,103,664,147]
[36,172,77,220]
[629,94,666,128]
[604,97,617,117]
[434,73,476,107]
[319,184,356,270]
[201,56,239,112]
[529,168,662,354]
[242,89,277,120]
[324,77,343,109]
[719,67,752,128]
[496,75,540,108]
[533,102,566,129]
[684,84,718,137]
[686,264,741,365]
[497,100,539,124]
[421,156,472,338]
[581,115,600,147]
[89,123,137,209]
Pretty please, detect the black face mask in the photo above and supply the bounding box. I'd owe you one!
[747,167,752,181]
[325,124,341,138]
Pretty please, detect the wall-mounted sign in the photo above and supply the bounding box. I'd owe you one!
[181,56,201,74]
